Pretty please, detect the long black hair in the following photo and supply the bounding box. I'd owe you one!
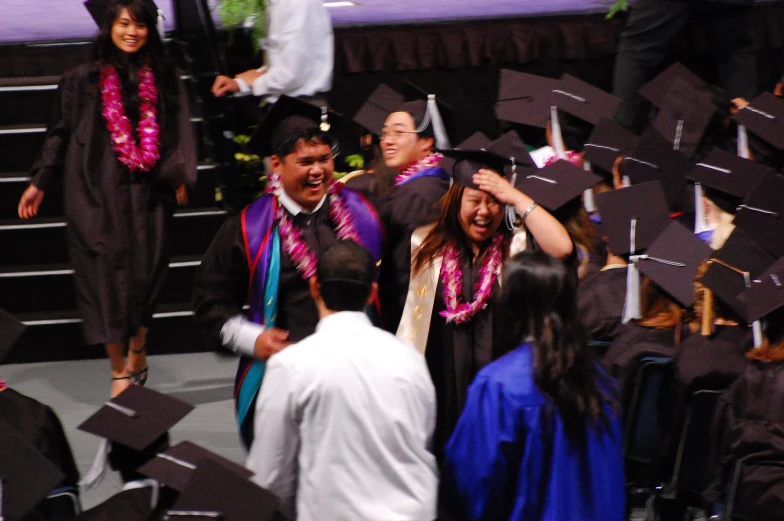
[90,0,178,127]
[495,250,618,438]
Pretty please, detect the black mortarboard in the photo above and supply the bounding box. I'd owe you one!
[651,77,716,159]
[137,441,253,492]
[687,148,770,212]
[582,118,640,174]
[249,95,328,157]
[77,386,194,452]
[639,62,706,108]
[621,128,692,210]
[167,460,280,521]
[701,227,776,320]
[71,486,156,521]
[495,70,560,129]
[487,130,536,170]
[637,221,713,308]
[594,181,671,256]
[0,420,66,521]
[515,160,602,212]
[732,92,784,150]
[385,79,453,149]
[739,256,784,324]
[0,309,25,364]
[84,0,159,27]
[457,131,493,151]
[442,149,520,190]
[352,84,405,135]
[551,74,621,126]
[732,172,784,258]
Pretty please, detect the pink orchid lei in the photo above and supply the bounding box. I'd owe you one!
[439,233,505,324]
[0,378,5,391]
[544,150,582,167]
[395,152,444,186]
[267,174,361,280]
[100,65,160,172]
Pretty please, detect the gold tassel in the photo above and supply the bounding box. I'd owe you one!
[701,287,714,336]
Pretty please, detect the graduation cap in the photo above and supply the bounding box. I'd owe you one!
[0,420,66,521]
[639,62,707,108]
[732,92,784,150]
[582,118,640,176]
[442,149,522,190]
[651,77,717,159]
[378,78,453,150]
[137,441,253,492]
[594,181,672,256]
[515,159,602,212]
[495,70,560,129]
[78,386,193,451]
[84,0,163,35]
[551,74,621,127]
[700,227,775,323]
[637,221,713,308]
[457,131,493,151]
[165,460,279,521]
[687,148,770,219]
[739,256,784,325]
[0,309,26,364]
[248,95,331,157]
[70,486,157,521]
[732,172,784,258]
[352,84,405,135]
[620,128,692,210]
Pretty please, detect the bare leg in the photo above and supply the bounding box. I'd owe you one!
[107,343,130,398]
[127,326,149,386]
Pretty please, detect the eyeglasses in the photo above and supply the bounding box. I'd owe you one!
[378,130,419,141]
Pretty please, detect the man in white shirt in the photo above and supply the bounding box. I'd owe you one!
[211,0,333,101]
[247,241,438,521]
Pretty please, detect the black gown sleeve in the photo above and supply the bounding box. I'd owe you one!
[156,68,198,189]
[29,71,77,191]
[192,215,250,352]
[41,405,81,488]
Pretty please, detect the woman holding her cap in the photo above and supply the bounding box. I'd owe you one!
[396,142,573,459]
[16,0,197,397]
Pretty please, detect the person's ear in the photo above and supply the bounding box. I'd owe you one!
[270,154,284,174]
[366,282,378,307]
[309,277,320,302]
[418,136,435,155]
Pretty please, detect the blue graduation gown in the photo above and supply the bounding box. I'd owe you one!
[441,343,625,521]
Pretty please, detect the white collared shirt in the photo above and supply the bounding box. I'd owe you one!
[219,190,328,357]
[235,0,333,101]
[247,312,438,521]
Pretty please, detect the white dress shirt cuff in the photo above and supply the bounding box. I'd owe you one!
[220,315,264,358]
[234,78,252,96]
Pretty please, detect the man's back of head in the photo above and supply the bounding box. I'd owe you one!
[314,240,375,313]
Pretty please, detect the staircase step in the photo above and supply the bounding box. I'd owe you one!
[0,207,228,267]
[0,78,59,127]
[0,121,211,175]
[0,255,202,314]
[7,302,211,364]
[0,164,221,219]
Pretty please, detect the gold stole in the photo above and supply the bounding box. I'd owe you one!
[396,224,527,354]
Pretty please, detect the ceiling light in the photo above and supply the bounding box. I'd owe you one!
[324,1,359,7]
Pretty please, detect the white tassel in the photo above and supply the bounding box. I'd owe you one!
[622,218,641,324]
[752,320,763,348]
[694,183,710,234]
[156,9,165,39]
[622,175,631,188]
[550,106,567,159]
[426,94,451,150]
[737,125,750,159]
[123,479,161,509]
[583,160,596,212]
[79,439,110,491]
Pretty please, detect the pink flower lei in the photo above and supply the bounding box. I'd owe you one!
[267,174,362,280]
[395,153,444,186]
[100,64,160,172]
[439,233,505,324]
[0,378,5,392]
[544,150,582,167]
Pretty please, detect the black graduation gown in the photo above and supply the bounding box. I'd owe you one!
[0,388,80,488]
[577,266,628,343]
[425,251,497,461]
[343,173,379,211]
[378,176,450,333]
[29,63,197,346]
[192,202,339,351]
[706,361,784,518]
[673,326,752,394]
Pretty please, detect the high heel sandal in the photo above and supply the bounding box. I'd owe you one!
[128,347,148,387]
